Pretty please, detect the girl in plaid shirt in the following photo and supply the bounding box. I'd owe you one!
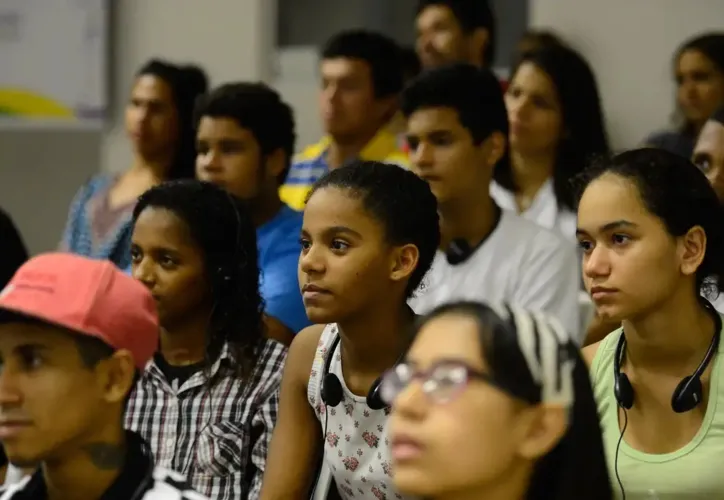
[125,180,287,500]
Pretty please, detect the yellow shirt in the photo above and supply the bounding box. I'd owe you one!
[279,128,409,211]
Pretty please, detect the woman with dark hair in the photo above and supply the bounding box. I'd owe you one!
[60,59,208,271]
[384,301,611,500]
[513,29,566,64]
[261,160,440,500]
[125,180,286,499]
[645,33,724,158]
[493,43,610,240]
[578,148,724,498]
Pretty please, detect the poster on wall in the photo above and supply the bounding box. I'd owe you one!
[0,0,108,129]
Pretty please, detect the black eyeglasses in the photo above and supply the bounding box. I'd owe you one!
[380,359,505,405]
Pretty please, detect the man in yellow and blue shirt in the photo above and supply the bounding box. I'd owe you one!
[280,30,409,210]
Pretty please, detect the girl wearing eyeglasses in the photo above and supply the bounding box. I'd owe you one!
[385,301,612,500]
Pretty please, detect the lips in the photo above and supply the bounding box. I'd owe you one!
[0,420,31,439]
[590,286,617,300]
[391,434,424,462]
[302,283,329,294]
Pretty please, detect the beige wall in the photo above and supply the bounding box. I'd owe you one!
[0,0,274,254]
[5,0,724,254]
[529,0,724,150]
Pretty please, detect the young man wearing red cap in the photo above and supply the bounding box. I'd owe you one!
[0,253,207,500]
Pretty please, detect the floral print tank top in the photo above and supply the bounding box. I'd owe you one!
[307,324,411,500]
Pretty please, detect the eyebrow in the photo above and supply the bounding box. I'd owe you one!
[131,242,184,255]
[576,219,638,236]
[407,129,451,139]
[301,226,363,239]
[14,343,50,354]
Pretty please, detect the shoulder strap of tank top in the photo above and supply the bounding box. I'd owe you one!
[590,329,622,385]
[307,324,340,408]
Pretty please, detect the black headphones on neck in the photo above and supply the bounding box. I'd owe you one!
[445,239,473,265]
[444,205,502,266]
[613,299,721,413]
[320,333,388,410]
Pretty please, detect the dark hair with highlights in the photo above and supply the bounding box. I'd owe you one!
[133,180,264,377]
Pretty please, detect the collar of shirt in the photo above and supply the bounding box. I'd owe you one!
[299,125,407,166]
[142,342,235,393]
[15,431,153,500]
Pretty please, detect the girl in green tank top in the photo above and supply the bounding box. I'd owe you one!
[575,148,724,499]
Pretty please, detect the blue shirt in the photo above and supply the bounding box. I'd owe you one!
[257,205,310,333]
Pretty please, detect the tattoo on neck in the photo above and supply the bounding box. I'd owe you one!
[82,443,125,470]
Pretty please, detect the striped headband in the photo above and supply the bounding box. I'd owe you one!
[489,303,576,407]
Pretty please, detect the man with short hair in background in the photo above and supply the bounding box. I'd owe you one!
[415,0,496,70]
[280,30,408,211]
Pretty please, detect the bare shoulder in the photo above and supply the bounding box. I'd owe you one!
[581,341,602,368]
[290,324,326,356]
[286,324,326,378]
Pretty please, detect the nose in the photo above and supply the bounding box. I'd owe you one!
[321,83,340,106]
[134,104,151,125]
[132,258,156,290]
[0,366,22,408]
[410,142,434,170]
[582,245,611,280]
[299,243,325,276]
[196,149,222,174]
[508,95,529,121]
[391,378,426,420]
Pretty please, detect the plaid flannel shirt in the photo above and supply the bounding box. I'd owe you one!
[124,339,287,500]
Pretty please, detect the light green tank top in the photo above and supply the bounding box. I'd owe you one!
[590,326,724,499]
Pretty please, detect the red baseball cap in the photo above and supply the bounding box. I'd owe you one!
[0,253,159,370]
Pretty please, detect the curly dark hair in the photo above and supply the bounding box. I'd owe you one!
[307,161,440,298]
[194,82,296,185]
[132,180,265,378]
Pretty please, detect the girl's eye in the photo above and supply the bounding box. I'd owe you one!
[331,240,350,251]
[612,234,630,245]
[577,240,593,252]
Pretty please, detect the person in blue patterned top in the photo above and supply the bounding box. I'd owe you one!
[59,59,208,270]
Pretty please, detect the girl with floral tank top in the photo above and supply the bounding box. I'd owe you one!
[260,160,440,499]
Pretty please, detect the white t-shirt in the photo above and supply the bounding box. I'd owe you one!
[490,180,577,241]
[410,210,582,341]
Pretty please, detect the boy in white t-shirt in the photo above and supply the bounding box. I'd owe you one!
[401,63,581,339]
